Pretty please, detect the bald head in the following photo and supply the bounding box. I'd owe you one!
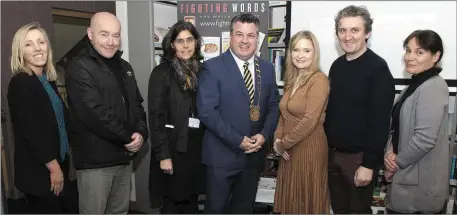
[90,12,121,29]
[87,12,121,58]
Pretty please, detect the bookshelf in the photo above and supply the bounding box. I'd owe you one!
[448,95,457,213]
[152,1,176,67]
[154,42,162,49]
[267,1,288,92]
[262,2,288,185]
[153,31,165,66]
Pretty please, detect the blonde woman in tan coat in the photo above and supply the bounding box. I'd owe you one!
[273,30,330,214]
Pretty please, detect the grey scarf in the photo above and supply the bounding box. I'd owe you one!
[170,57,199,91]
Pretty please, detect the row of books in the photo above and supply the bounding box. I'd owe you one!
[270,48,285,87]
[268,28,286,88]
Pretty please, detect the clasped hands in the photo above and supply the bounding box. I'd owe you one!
[383,151,399,182]
[239,134,265,154]
[124,132,144,153]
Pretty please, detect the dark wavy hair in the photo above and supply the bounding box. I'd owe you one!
[161,20,203,62]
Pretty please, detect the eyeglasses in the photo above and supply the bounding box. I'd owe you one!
[174,37,195,45]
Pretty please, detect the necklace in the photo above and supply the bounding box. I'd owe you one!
[249,58,261,122]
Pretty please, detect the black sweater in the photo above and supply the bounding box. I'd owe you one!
[324,48,395,169]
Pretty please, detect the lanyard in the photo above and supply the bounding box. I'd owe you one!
[189,91,196,118]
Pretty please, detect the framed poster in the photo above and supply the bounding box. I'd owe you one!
[177,1,270,61]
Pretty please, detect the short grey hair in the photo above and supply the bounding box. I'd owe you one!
[334,5,373,35]
[229,13,260,34]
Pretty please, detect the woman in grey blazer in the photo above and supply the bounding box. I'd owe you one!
[384,30,449,214]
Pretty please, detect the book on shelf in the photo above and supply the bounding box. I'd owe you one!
[270,48,285,86]
[268,28,285,44]
[451,155,457,186]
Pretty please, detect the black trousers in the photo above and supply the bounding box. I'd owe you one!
[204,165,260,214]
[161,195,199,214]
[328,149,377,214]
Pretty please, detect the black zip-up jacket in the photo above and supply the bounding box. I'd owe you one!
[65,40,148,170]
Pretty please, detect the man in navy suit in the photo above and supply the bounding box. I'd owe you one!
[197,13,280,213]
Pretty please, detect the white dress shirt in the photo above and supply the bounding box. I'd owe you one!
[230,49,256,91]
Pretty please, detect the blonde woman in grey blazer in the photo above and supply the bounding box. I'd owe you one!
[384,30,449,214]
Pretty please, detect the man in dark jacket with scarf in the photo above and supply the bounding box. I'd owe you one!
[65,11,148,214]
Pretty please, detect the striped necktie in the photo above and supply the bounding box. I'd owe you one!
[243,61,254,104]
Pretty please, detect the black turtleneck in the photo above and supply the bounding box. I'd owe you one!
[390,67,442,153]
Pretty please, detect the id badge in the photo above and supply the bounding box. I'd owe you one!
[188,117,200,128]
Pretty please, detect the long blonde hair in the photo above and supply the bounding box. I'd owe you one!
[284,30,321,91]
[11,22,57,81]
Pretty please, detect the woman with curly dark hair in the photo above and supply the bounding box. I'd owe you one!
[148,20,205,214]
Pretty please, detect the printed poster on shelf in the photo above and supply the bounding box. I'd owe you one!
[201,37,221,61]
[177,1,270,62]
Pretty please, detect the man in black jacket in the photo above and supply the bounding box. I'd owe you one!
[65,12,148,214]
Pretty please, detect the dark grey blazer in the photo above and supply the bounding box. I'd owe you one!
[385,75,450,213]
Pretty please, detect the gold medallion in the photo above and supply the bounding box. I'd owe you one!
[250,106,260,121]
